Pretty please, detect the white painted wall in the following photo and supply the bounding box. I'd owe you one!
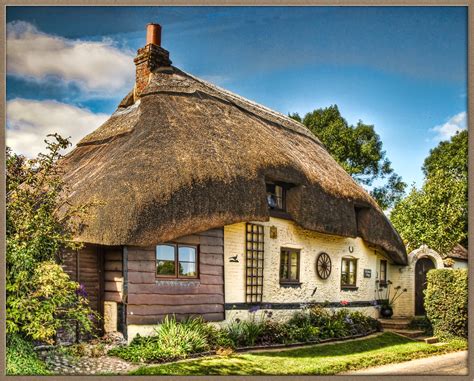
[224,217,393,321]
[389,245,444,317]
[452,260,468,269]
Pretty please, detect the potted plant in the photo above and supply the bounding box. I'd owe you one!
[375,281,407,319]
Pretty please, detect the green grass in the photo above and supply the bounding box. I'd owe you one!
[6,334,51,375]
[131,332,467,376]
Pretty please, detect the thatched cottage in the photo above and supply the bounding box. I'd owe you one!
[60,24,434,341]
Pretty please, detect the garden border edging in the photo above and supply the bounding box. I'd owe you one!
[127,329,381,366]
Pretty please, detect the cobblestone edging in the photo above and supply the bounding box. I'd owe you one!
[38,351,138,375]
[37,329,379,375]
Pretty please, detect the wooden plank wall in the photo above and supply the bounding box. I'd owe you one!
[103,246,123,303]
[62,245,101,312]
[126,228,225,325]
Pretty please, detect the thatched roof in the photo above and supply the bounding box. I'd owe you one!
[445,244,468,261]
[60,66,407,265]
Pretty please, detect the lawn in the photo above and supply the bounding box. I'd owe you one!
[131,332,467,376]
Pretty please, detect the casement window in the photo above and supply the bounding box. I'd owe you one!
[341,257,358,289]
[156,244,198,278]
[246,223,264,303]
[280,248,300,284]
[379,259,387,286]
[266,182,286,211]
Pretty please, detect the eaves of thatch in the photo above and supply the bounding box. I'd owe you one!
[59,42,407,266]
[445,244,468,261]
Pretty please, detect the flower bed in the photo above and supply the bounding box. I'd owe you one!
[108,307,381,364]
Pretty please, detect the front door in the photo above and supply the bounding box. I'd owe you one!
[415,257,435,316]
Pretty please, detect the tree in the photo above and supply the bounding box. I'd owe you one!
[290,105,406,209]
[390,130,468,253]
[422,130,467,179]
[6,134,97,343]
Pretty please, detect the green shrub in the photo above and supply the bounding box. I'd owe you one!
[7,261,98,344]
[425,269,467,339]
[109,316,222,363]
[409,316,433,336]
[258,320,289,345]
[6,334,50,375]
[6,136,96,343]
[110,308,380,364]
[225,318,265,347]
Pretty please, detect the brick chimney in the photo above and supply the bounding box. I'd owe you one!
[134,23,172,100]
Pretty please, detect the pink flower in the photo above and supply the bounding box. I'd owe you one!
[340,300,349,306]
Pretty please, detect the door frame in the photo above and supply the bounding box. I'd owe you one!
[414,256,435,316]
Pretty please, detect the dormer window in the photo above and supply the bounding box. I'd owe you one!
[266,182,286,211]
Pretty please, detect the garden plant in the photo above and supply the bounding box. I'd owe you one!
[109,306,380,364]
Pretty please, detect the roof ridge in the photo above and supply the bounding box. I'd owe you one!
[171,68,323,146]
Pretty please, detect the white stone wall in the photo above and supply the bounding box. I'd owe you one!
[389,245,444,317]
[452,260,468,269]
[223,217,393,321]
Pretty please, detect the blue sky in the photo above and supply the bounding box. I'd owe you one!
[6,6,467,188]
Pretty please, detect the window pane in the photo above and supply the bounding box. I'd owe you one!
[342,259,348,273]
[157,245,175,261]
[280,251,289,279]
[178,246,196,262]
[349,272,356,285]
[179,262,197,277]
[290,251,298,280]
[266,183,276,193]
[341,272,348,285]
[290,265,298,280]
[275,185,283,209]
[157,260,175,275]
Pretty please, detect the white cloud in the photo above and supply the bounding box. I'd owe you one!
[432,112,467,141]
[7,21,134,96]
[6,98,109,157]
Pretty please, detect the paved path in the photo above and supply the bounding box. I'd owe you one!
[41,352,138,375]
[344,350,468,375]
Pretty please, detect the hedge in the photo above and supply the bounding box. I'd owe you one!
[424,269,467,339]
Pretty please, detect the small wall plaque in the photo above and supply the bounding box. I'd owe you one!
[270,226,278,239]
[364,269,372,278]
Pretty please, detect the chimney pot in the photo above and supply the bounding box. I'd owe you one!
[146,23,161,46]
[133,23,171,101]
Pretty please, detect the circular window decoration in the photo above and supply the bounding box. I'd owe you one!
[316,252,332,279]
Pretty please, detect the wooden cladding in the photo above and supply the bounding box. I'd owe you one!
[126,228,225,324]
[62,245,102,313]
[245,223,264,303]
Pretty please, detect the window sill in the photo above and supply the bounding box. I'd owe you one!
[341,286,358,291]
[269,209,293,220]
[155,279,200,286]
[280,282,302,288]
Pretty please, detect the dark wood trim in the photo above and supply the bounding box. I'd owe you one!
[279,247,300,284]
[97,246,105,334]
[341,286,359,291]
[279,282,302,288]
[122,246,128,340]
[379,259,387,285]
[225,301,376,310]
[245,223,264,303]
[340,257,358,289]
[269,209,293,220]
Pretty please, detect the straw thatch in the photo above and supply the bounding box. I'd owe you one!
[60,66,407,265]
[445,244,468,261]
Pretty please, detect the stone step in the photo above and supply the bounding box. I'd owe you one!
[378,319,411,330]
[416,336,439,344]
[386,329,425,338]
